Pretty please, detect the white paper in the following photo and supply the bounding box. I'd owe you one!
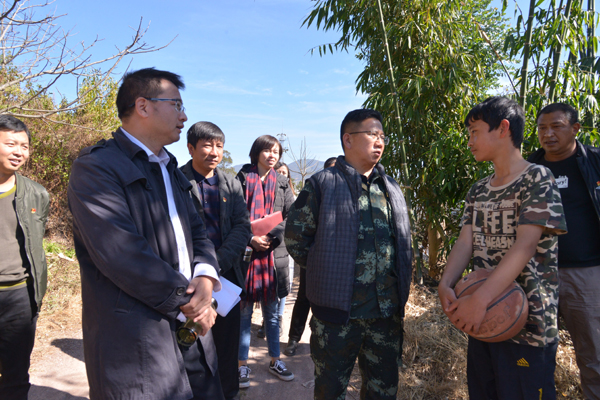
[176,276,241,322]
[212,276,242,317]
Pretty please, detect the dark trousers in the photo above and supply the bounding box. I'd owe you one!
[467,337,558,400]
[287,268,311,342]
[0,285,37,400]
[212,301,241,400]
[179,329,225,400]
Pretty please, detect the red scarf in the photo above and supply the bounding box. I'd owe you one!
[244,165,278,303]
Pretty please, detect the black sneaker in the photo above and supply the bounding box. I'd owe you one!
[239,365,251,389]
[257,321,265,339]
[283,340,299,356]
[269,359,294,381]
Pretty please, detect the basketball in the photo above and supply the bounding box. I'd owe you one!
[453,269,528,342]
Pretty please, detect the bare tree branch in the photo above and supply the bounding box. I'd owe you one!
[287,137,320,188]
[0,0,170,122]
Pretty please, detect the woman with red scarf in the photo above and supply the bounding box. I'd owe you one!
[236,135,295,389]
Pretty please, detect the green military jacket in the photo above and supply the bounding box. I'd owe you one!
[15,173,49,311]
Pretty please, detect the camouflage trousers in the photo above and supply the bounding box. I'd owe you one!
[309,313,403,400]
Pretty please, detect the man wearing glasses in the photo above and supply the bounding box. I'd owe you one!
[68,68,224,400]
[285,109,413,399]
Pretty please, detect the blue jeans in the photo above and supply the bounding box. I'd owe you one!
[277,297,286,317]
[239,299,280,360]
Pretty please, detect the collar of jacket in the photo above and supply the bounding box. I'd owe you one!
[528,139,585,162]
[14,172,24,199]
[335,155,386,177]
[113,127,178,169]
[180,160,197,183]
[334,155,385,200]
[181,160,226,200]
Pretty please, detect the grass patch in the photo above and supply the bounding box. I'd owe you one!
[400,284,582,399]
[346,284,583,399]
[42,239,80,316]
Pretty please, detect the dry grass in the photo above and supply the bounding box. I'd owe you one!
[32,245,82,365]
[398,284,469,399]
[349,284,584,399]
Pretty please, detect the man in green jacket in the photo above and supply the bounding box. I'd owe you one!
[0,115,49,400]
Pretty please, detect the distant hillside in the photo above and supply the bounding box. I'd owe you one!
[233,159,324,183]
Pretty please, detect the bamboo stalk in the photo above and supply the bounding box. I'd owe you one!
[375,0,423,283]
[519,0,538,109]
[549,0,573,102]
[585,0,596,129]
[561,52,577,97]
[540,0,561,97]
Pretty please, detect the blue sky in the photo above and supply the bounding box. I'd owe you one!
[48,0,547,167]
[52,0,368,167]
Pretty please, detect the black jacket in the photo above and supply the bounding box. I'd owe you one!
[236,164,295,298]
[68,129,219,400]
[180,161,252,292]
[528,140,600,220]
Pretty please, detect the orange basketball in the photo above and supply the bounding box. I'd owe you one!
[453,269,528,342]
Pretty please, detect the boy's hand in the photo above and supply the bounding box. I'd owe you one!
[447,294,487,334]
[438,284,458,319]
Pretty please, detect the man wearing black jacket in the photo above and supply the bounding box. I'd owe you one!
[69,68,223,400]
[528,103,600,399]
[181,121,251,400]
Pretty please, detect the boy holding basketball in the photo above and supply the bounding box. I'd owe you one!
[438,97,567,399]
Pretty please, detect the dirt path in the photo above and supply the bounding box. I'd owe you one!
[27,271,359,400]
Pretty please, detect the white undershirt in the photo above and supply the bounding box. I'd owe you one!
[121,129,221,297]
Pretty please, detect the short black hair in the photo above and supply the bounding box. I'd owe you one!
[340,109,383,149]
[324,157,337,169]
[0,115,30,141]
[249,135,282,165]
[464,97,525,149]
[187,121,225,148]
[274,161,288,172]
[537,103,579,126]
[116,68,185,119]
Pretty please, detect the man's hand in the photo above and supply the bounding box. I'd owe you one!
[250,235,272,252]
[180,276,217,335]
[447,293,488,334]
[438,283,458,320]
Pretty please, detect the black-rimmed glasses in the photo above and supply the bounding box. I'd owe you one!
[128,97,185,113]
[346,130,390,145]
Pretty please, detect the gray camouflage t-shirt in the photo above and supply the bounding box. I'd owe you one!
[461,163,567,347]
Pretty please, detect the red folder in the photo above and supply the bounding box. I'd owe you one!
[251,211,283,236]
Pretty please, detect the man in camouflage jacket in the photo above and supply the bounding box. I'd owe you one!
[284,109,412,400]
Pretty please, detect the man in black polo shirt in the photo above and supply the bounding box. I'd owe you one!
[181,121,251,400]
[529,103,600,399]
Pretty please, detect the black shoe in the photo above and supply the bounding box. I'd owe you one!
[283,339,299,356]
[257,321,265,339]
[238,365,251,389]
[269,360,294,381]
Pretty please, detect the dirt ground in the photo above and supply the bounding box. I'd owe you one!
[26,258,583,399]
[27,266,361,400]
